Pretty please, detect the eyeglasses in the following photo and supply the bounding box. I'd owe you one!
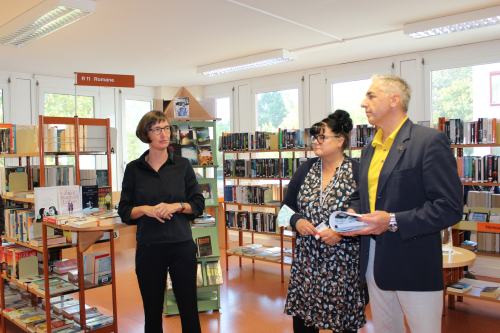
[311,135,340,144]
[149,125,171,135]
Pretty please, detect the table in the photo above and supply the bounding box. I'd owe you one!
[442,247,476,315]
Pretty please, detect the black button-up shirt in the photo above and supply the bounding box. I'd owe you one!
[118,148,204,245]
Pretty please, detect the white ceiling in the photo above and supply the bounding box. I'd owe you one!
[1,0,500,87]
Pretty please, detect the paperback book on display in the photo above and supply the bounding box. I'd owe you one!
[447,281,472,293]
[178,124,194,145]
[205,260,223,286]
[181,144,199,165]
[199,183,215,206]
[174,97,189,118]
[329,211,365,232]
[196,235,213,257]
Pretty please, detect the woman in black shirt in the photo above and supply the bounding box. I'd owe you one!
[118,110,204,333]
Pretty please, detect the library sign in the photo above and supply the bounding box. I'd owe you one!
[75,72,135,88]
[477,222,500,233]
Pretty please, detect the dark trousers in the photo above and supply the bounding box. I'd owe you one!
[293,316,357,333]
[135,240,201,333]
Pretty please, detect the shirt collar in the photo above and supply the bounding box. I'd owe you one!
[139,147,175,165]
[371,116,408,147]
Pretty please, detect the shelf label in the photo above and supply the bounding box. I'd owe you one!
[75,72,135,88]
[477,222,500,233]
[113,230,120,239]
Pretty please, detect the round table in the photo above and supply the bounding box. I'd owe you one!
[442,247,476,315]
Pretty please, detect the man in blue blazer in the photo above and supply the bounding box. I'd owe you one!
[344,75,463,333]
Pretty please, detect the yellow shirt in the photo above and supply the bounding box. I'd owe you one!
[368,117,408,213]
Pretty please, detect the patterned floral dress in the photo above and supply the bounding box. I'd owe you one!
[285,157,366,331]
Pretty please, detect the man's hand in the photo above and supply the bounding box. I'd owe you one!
[296,219,317,237]
[143,206,165,223]
[320,229,342,246]
[340,210,391,237]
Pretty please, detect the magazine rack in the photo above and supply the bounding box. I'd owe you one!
[163,119,221,315]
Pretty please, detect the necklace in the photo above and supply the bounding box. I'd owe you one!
[320,157,344,206]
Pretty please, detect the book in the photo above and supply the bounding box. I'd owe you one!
[196,262,204,287]
[74,307,102,324]
[98,186,112,210]
[329,211,365,232]
[447,281,472,293]
[94,255,112,284]
[205,260,223,286]
[461,240,477,251]
[37,282,77,295]
[43,215,79,226]
[65,217,99,228]
[480,286,500,298]
[57,185,82,215]
[41,295,73,307]
[81,185,99,212]
[197,146,213,166]
[198,183,214,206]
[195,127,211,146]
[196,235,213,257]
[52,299,79,313]
[29,235,67,247]
[85,315,113,330]
[84,251,108,283]
[181,144,199,165]
[34,187,59,222]
[13,248,38,280]
[36,318,74,332]
[53,259,77,274]
[178,123,194,145]
[174,97,189,118]
[63,304,90,319]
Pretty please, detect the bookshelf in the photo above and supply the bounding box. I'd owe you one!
[222,147,319,282]
[0,116,119,333]
[163,119,222,316]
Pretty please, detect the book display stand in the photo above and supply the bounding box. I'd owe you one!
[0,116,124,333]
[161,91,222,315]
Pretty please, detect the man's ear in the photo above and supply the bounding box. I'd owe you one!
[390,93,401,108]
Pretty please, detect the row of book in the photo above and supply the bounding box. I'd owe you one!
[166,260,223,289]
[350,124,376,148]
[466,192,500,212]
[225,210,278,233]
[220,128,315,151]
[223,185,274,205]
[437,117,499,145]
[226,244,293,263]
[454,150,499,183]
[0,165,109,195]
[224,158,309,178]
[0,124,38,154]
[42,124,109,153]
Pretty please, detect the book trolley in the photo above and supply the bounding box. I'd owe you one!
[0,115,125,332]
[161,91,223,315]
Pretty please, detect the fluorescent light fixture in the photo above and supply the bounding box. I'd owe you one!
[197,49,297,76]
[404,5,500,39]
[0,0,95,47]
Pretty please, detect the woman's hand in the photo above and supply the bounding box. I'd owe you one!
[152,203,179,220]
[320,229,342,246]
[296,219,317,237]
[142,206,165,223]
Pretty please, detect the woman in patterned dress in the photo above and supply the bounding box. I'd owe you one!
[283,110,366,333]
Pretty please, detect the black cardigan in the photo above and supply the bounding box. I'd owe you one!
[281,156,360,230]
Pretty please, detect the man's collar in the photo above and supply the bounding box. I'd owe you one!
[371,116,409,147]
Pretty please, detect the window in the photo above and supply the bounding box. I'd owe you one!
[44,93,95,168]
[256,89,299,132]
[215,97,231,195]
[332,79,372,158]
[431,62,500,156]
[332,79,371,125]
[124,99,152,163]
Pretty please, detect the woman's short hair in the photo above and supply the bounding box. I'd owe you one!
[136,110,171,144]
[310,109,353,151]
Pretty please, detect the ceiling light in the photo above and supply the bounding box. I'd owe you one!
[197,49,298,76]
[0,0,95,47]
[404,5,500,39]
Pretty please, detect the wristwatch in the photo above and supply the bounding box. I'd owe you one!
[179,202,186,213]
[388,213,398,232]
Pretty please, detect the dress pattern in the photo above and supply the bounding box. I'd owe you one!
[285,157,366,331]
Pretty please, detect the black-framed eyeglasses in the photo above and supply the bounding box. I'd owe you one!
[311,135,340,144]
[149,125,171,135]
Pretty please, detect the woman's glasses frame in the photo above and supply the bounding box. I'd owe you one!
[149,125,172,135]
[311,135,340,144]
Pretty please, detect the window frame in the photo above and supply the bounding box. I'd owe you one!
[251,82,303,132]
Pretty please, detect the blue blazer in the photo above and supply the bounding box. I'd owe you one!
[349,119,463,291]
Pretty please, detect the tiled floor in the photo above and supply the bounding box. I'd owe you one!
[3,248,500,333]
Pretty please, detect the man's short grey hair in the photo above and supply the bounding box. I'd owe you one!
[371,75,412,111]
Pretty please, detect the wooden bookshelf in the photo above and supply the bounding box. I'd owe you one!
[451,143,500,148]
[0,152,38,158]
[462,182,500,186]
[1,196,34,204]
[1,236,73,252]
